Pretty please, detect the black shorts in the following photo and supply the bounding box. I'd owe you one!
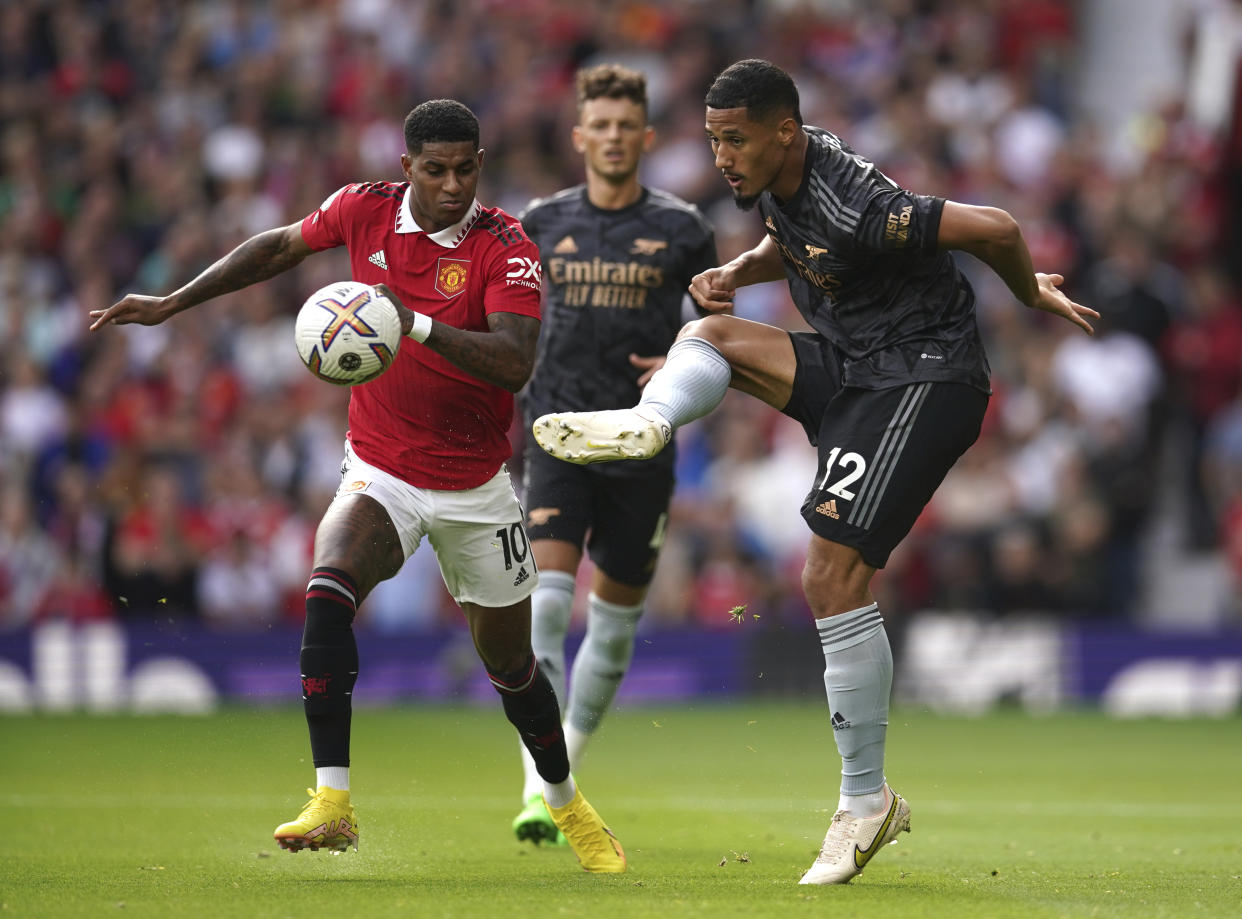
[521,442,674,587]
[782,332,989,569]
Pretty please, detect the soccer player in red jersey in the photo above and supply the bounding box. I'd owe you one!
[89,99,625,873]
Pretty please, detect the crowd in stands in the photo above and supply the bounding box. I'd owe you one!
[2,0,1241,632]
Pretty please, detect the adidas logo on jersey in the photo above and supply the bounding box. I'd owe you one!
[815,499,840,519]
[553,235,578,254]
[368,249,388,270]
[513,566,530,587]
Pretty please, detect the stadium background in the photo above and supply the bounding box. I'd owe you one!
[1,0,1241,718]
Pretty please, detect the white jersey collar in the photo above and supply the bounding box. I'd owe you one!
[395,185,481,248]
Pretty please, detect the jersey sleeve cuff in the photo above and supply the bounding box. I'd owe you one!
[922,196,946,255]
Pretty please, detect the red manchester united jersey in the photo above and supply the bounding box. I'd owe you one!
[300,181,542,489]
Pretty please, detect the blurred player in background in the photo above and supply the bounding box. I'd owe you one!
[89,99,625,874]
[511,64,717,845]
[533,59,1098,883]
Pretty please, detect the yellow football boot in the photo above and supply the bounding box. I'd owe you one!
[274,786,359,852]
[545,788,625,873]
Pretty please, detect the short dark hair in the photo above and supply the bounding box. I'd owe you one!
[403,100,480,154]
[705,59,802,126]
[576,63,647,116]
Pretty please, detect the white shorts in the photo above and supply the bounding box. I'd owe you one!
[333,443,538,607]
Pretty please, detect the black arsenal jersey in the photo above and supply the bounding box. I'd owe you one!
[520,185,717,474]
[759,127,991,394]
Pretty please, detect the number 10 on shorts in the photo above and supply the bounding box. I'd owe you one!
[494,522,530,570]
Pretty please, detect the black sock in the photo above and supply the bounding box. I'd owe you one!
[488,656,570,784]
[302,567,359,768]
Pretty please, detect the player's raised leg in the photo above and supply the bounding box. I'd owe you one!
[534,336,727,463]
[534,317,794,465]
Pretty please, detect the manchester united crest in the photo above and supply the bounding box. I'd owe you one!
[436,258,470,298]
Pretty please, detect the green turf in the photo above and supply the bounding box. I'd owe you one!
[2,704,1239,918]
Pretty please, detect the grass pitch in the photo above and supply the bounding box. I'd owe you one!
[3,703,1239,918]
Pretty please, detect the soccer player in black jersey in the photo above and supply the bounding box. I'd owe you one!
[533,59,1098,882]
[511,64,717,845]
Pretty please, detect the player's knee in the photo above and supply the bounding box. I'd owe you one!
[314,495,403,596]
[310,555,382,604]
[801,547,873,618]
[592,631,636,669]
[582,601,641,669]
[473,631,532,675]
[676,313,732,349]
[481,648,532,678]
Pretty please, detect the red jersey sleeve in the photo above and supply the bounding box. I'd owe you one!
[300,185,354,251]
[482,233,543,321]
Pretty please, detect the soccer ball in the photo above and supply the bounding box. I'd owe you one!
[294,281,401,385]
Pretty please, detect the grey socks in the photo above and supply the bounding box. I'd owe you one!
[530,570,575,703]
[816,603,892,809]
[565,593,644,737]
[638,337,732,428]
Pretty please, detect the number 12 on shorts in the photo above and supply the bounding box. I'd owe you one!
[816,446,867,501]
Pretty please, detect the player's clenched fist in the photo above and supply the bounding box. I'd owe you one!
[689,266,737,313]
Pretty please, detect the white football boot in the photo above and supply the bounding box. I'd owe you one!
[532,407,672,464]
[799,786,911,884]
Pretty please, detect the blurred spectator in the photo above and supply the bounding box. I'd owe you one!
[1162,265,1242,549]
[1223,498,1242,610]
[1,355,69,472]
[987,522,1060,615]
[1046,481,1113,616]
[1205,397,1242,532]
[35,548,115,624]
[0,485,63,627]
[197,526,282,628]
[1049,318,1164,614]
[42,460,110,575]
[1084,223,1185,351]
[107,464,211,617]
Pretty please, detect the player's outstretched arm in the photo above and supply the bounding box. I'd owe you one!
[375,283,539,393]
[689,235,786,313]
[89,223,314,330]
[938,201,1098,335]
